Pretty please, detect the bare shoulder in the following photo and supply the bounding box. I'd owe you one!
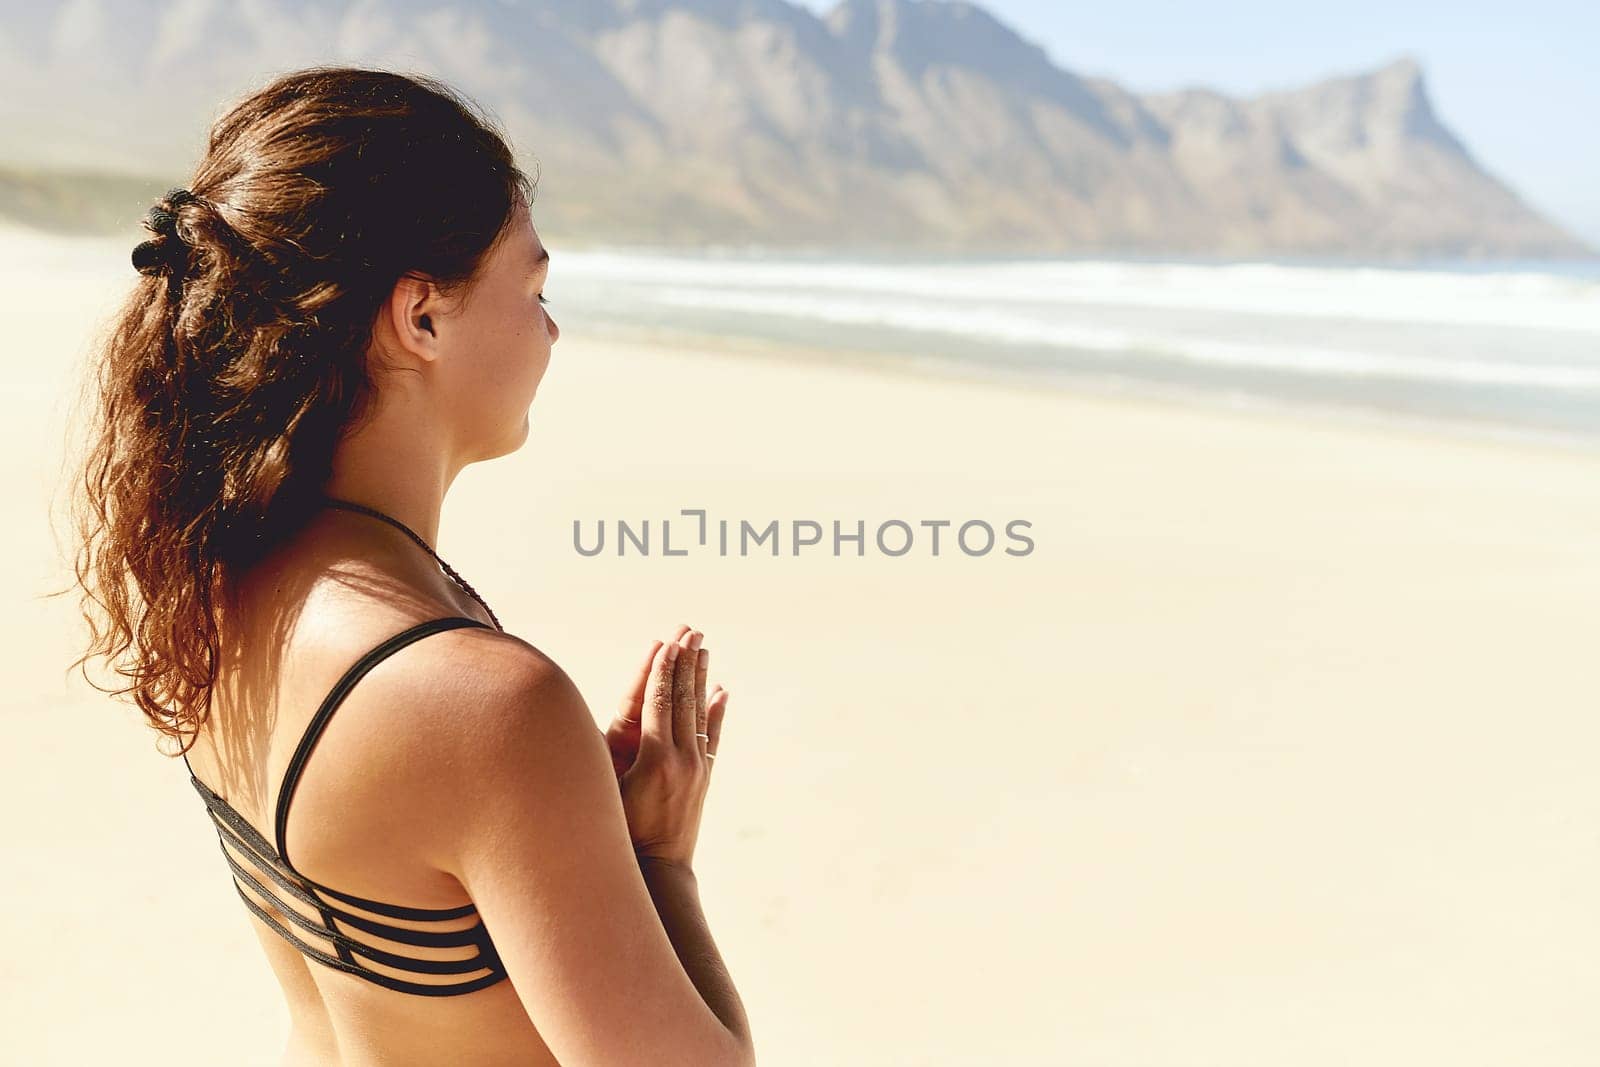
[272,620,601,895]
[365,625,606,865]
[395,625,595,755]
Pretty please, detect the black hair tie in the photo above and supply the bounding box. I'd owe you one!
[132,186,200,278]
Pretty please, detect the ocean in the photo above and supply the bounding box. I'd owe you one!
[544,248,1600,452]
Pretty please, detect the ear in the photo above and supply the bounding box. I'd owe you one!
[382,273,444,363]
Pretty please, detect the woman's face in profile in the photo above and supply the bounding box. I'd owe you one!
[438,200,559,459]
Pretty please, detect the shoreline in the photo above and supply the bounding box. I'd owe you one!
[574,317,1600,462]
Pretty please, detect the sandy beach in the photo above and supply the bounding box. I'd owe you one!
[7,228,1600,1064]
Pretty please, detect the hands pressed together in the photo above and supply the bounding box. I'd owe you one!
[604,624,730,871]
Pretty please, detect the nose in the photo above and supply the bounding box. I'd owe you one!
[546,309,560,344]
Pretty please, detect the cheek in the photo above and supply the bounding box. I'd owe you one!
[511,311,551,393]
[490,298,545,367]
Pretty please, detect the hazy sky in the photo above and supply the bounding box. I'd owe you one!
[799,0,1598,247]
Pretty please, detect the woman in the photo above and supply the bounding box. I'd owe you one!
[63,66,755,1066]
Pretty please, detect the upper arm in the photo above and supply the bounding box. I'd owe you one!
[409,635,747,1067]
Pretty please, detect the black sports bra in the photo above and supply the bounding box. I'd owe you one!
[183,615,509,997]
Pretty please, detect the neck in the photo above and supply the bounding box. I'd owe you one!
[319,490,442,554]
[319,421,459,551]
[303,387,499,628]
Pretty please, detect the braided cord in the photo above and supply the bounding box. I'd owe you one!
[317,496,503,632]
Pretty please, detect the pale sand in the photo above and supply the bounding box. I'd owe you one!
[6,230,1600,1064]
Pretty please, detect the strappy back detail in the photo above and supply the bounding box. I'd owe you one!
[184,615,510,997]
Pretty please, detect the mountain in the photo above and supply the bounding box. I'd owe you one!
[0,0,1587,259]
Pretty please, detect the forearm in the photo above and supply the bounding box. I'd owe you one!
[638,857,755,1061]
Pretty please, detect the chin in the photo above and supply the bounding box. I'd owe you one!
[476,416,532,463]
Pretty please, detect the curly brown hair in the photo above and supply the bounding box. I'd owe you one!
[53,66,537,756]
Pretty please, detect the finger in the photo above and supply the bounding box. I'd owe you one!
[695,647,709,735]
[616,640,664,723]
[620,623,688,728]
[705,686,728,763]
[672,629,701,751]
[641,639,679,753]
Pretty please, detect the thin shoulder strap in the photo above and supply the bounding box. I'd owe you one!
[273,616,494,872]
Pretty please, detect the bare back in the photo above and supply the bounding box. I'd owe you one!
[183,528,560,1067]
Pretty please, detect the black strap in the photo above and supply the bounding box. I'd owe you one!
[273,616,494,872]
